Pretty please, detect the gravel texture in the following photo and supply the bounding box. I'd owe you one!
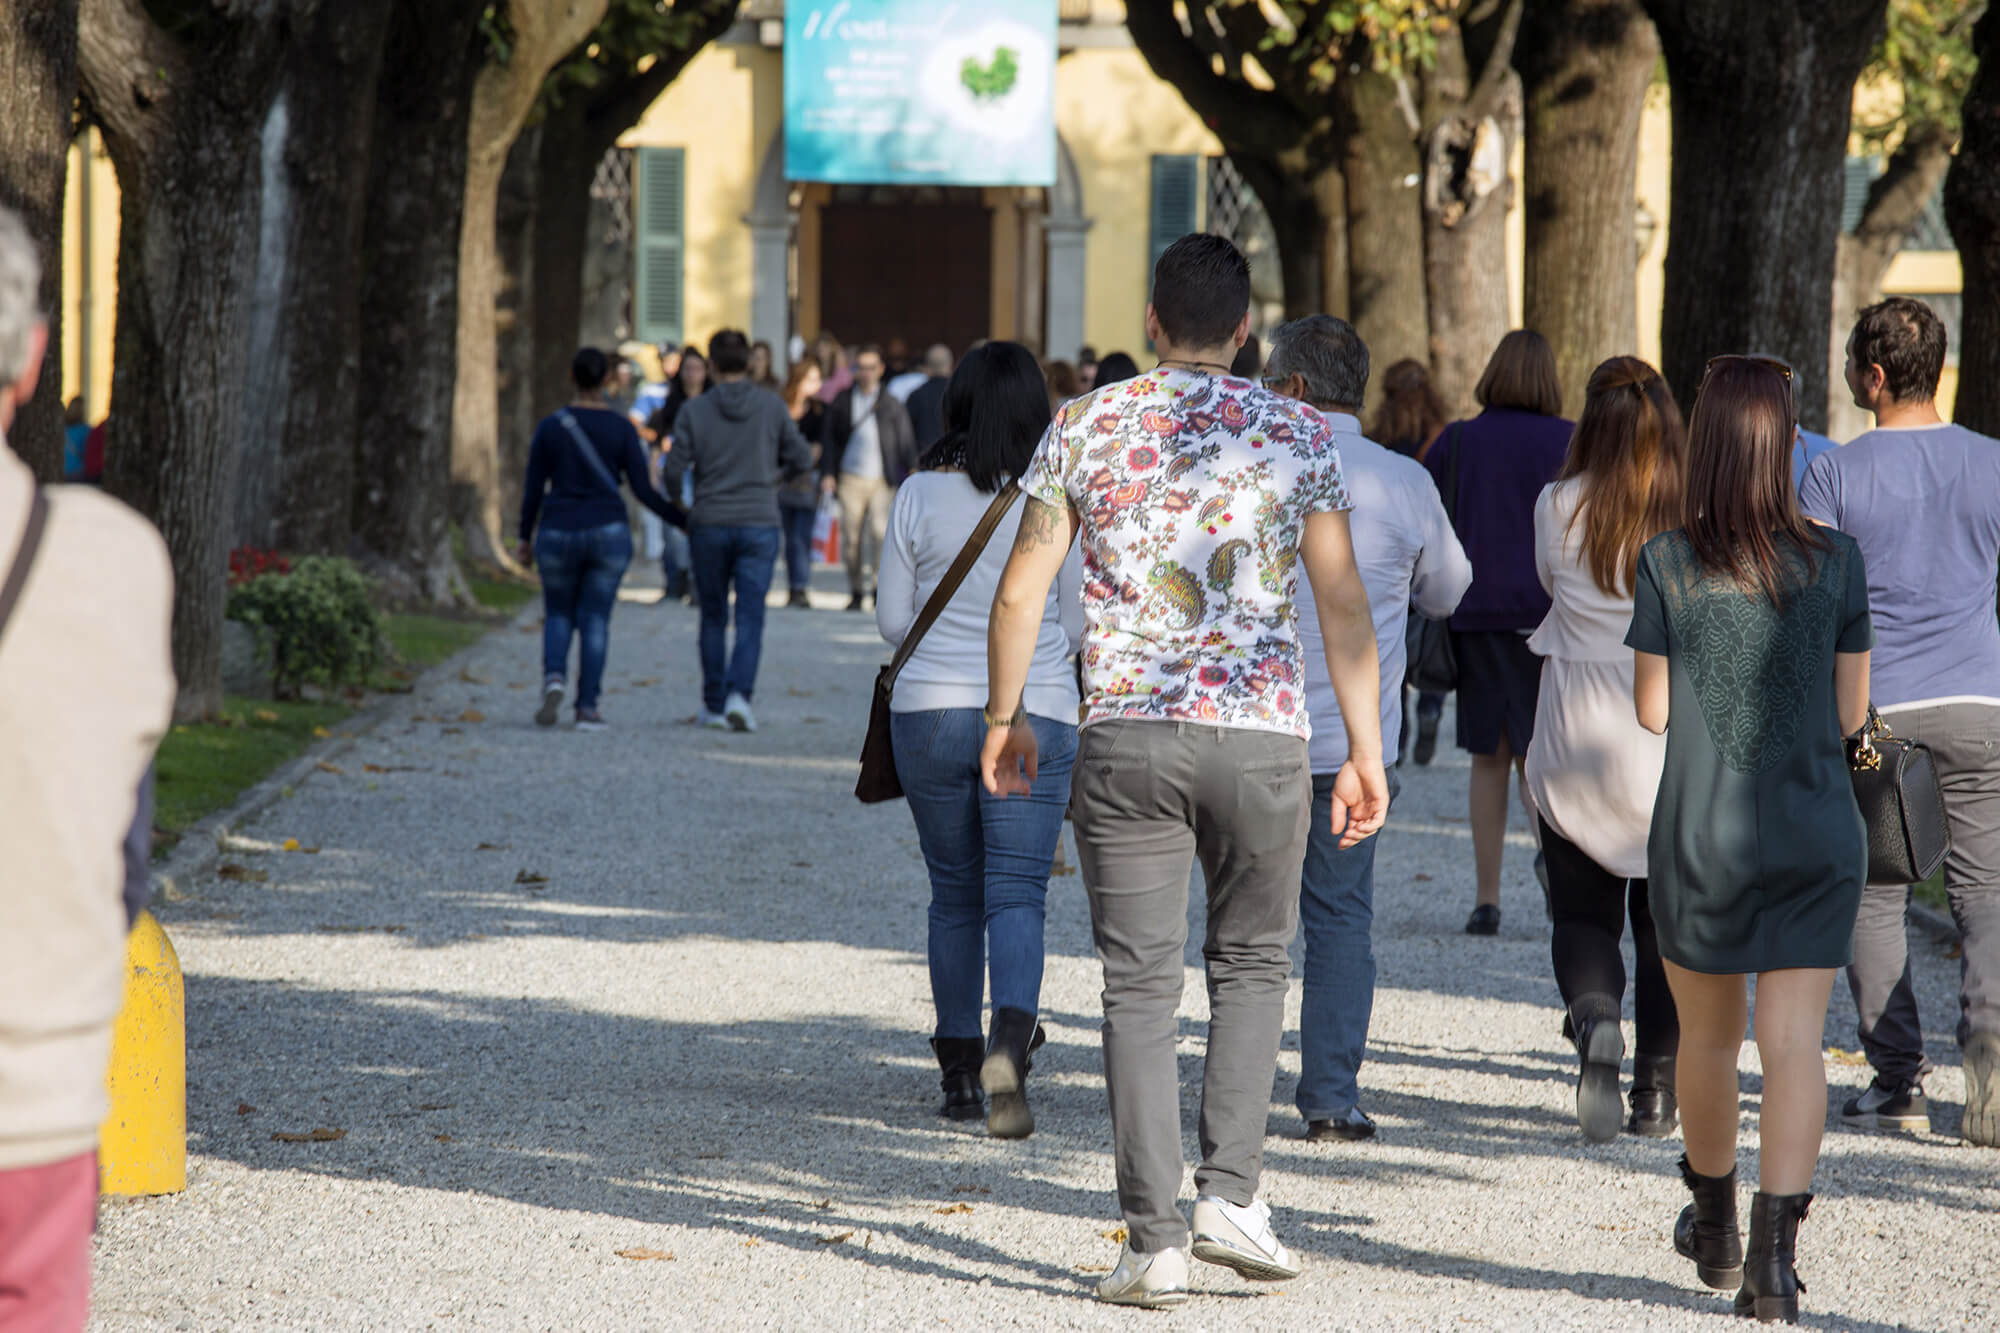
[92,572,1997,1331]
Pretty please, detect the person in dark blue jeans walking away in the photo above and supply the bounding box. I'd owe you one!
[518,347,685,732]
[877,341,1083,1137]
[1266,317,1471,1144]
[664,329,814,732]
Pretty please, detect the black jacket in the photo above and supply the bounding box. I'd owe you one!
[823,384,918,486]
[905,375,950,453]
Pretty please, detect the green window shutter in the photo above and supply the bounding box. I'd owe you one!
[1148,154,1201,290]
[1841,154,1879,235]
[634,147,686,347]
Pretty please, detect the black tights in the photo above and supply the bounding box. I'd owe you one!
[1541,817,1679,1060]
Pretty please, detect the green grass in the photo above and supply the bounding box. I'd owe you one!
[154,698,354,846]
[380,612,489,671]
[468,573,536,614]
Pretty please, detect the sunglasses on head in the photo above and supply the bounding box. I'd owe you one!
[1704,354,1794,386]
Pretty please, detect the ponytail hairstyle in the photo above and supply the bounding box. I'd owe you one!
[919,341,1053,494]
[1556,357,1685,596]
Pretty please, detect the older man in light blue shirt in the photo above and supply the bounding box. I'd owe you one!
[1266,316,1473,1141]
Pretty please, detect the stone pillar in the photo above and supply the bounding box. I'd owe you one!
[747,209,794,375]
[1044,215,1092,363]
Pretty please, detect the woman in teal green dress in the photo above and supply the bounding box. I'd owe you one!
[1625,356,1872,1326]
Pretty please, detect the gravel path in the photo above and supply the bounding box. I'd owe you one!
[92,572,1996,1331]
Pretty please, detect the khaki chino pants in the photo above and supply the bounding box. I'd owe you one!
[1068,719,1313,1254]
[836,473,893,596]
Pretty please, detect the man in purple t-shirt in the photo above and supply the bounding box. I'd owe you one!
[1800,296,2000,1149]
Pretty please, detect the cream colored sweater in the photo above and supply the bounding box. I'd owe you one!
[0,443,174,1170]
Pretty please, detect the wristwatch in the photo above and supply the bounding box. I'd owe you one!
[982,701,1026,729]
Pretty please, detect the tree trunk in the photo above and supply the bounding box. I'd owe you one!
[529,107,599,425]
[0,0,79,481]
[1336,67,1430,396]
[79,0,296,720]
[1422,11,1526,416]
[1644,0,1889,430]
[452,0,610,572]
[1517,0,1658,414]
[235,0,395,554]
[1828,125,1955,438]
[1947,4,2000,436]
[353,0,488,607]
[1234,155,1348,321]
[496,123,543,534]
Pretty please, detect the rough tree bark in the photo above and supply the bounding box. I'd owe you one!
[1828,125,1955,438]
[452,0,610,571]
[234,0,395,553]
[352,0,490,607]
[1335,66,1429,385]
[0,0,80,481]
[1946,3,2000,436]
[495,123,544,523]
[1516,0,1659,414]
[1421,1,1527,416]
[1643,0,1889,430]
[78,0,307,720]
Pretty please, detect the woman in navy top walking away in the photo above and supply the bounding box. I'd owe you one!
[518,348,684,731]
[1426,331,1573,936]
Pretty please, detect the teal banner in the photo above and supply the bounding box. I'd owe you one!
[785,0,1058,187]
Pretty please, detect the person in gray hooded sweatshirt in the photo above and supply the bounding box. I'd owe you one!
[664,329,814,732]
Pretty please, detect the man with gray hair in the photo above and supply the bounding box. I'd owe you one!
[0,204,175,1326]
[1265,315,1472,1142]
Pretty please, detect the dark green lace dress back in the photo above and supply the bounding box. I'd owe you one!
[1624,529,1874,974]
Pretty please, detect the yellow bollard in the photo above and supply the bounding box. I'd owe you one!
[98,910,187,1195]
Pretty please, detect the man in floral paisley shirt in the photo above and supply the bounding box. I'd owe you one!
[981,234,1389,1308]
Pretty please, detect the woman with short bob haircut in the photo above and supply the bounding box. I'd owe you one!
[1629,356,1872,1324]
[1524,357,1684,1145]
[876,341,1084,1140]
[1424,329,1573,937]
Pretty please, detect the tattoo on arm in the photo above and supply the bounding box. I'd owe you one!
[1014,495,1064,554]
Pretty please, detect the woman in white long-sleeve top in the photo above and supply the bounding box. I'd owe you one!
[1524,356,1685,1144]
[877,341,1084,1139]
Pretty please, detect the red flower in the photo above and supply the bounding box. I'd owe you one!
[1218,399,1249,430]
[1111,481,1149,508]
[1198,666,1228,687]
[1128,446,1160,470]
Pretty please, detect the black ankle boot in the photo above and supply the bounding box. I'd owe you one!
[980,1008,1045,1140]
[1627,1053,1679,1138]
[1735,1191,1811,1323]
[930,1037,985,1121]
[1571,997,1624,1144]
[1673,1154,1744,1291]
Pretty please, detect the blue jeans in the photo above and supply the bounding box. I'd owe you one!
[535,521,632,711]
[780,504,818,594]
[891,709,1078,1039]
[1296,766,1400,1120]
[688,524,780,714]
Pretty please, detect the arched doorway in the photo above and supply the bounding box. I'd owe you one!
[746,125,1091,368]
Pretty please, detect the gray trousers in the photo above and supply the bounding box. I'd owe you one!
[1069,720,1311,1254]
[1847,702,2000,1084]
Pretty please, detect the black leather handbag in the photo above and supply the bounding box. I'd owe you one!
[1847,706,1951,886]
[1406,424,1462,695]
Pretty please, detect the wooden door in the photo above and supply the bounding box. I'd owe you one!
[818,198,992,352]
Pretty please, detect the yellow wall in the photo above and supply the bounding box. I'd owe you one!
[622,44,778,345]
[60,129,119,421]
[1636,86,1672,369]
[1055,47,1222,357]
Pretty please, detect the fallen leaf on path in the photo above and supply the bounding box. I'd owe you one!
[934,1203,974,1216]
[741,1238,760,1248]
[815,1231,853,1246]
[615,1248,674,1262]
[1077,1264,1111,1273]
[515,870,549,886]
[632,678,661,687]
[441,727,464,736]
[696,1151,726,1159]
[282,838,300,852]
[317,762,344,775]
[316,924,407,934]
[786,688,814,697]
[419,1103,454,1111]
[1827,1048,1869,1066]
[1099,1227,1127,1242]
[1413,873,1434,882]
[459,667,491,685]
[434,1135,453,1143]
[216,864,269,883]
[271,1127,345,1143]
[253,709,280,724]
[236,1103,256,1115]
[475,842,510,851]
[952,1185,990,1194]
[1946,940,1964,960]
[458,709,485,723]
[312,726,331,738]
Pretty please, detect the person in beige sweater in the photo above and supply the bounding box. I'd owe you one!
[0,205,174,1329]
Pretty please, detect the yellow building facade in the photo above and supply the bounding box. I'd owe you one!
[58,4,1963,422]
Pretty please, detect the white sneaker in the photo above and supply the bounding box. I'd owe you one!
[535,677,565,727]
[1094,1242,1189,1308]
[724,692,757,732]
[1190,1194,1300,1281]
[699,710,730,731]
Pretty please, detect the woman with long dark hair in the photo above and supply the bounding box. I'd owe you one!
[646,346,708,602]
[1524,357,1684,1142]
[517,348,684,730]
[778,358,826,607]
[1092,351,1141,388]
[1631,357,1872,1324]
[1426,330,1573,936]
[877,341,1083,1139]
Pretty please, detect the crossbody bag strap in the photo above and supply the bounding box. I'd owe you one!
[0,487,51,652]
[556,410,626,500]
[883,482,1023,689]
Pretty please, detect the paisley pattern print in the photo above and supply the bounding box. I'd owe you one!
[1020,367,1351,736]
[1644,531,1849,776]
